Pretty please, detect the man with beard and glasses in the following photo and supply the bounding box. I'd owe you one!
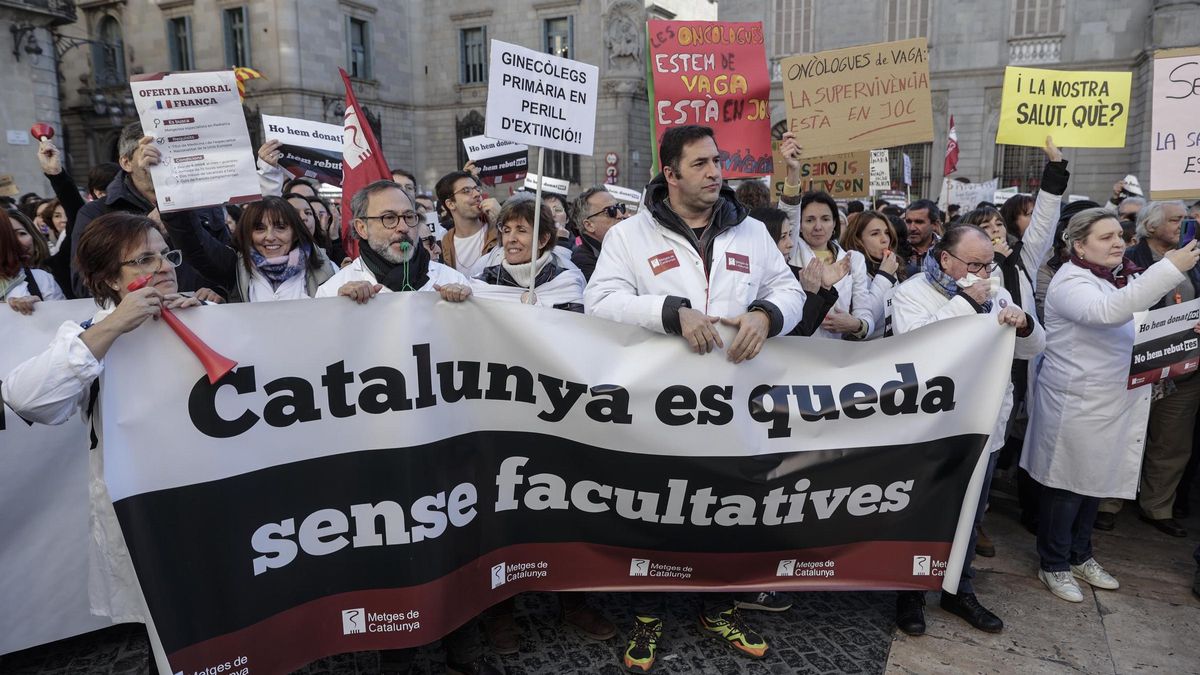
[316,180,471,302]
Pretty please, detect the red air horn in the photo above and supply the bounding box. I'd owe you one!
[127,275,237,384]
[30,123,54,142]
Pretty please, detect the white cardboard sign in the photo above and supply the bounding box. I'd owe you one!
[485,39,598,156]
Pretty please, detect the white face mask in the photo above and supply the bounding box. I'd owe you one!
[956,273,1001,296]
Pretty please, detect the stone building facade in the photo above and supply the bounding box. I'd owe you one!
[719,0,1200,202]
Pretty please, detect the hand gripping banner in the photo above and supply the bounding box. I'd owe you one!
[99,295,1013,674]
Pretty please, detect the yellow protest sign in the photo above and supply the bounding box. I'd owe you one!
[780,38,933,157]
[771,143,869,200]
[997,66,1132,148]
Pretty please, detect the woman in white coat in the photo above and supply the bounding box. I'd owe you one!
[2,210,65,314]
[839,210,902,339]
[1,212,203,673]
[1021,208,1200,603]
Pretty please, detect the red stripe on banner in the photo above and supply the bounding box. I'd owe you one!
[165,539,950,675]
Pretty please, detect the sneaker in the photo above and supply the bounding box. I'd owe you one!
[623,616,662,673]
[698,607,768,659]
[1071,558,1120,590]
[735,591,793,612]
[1039,569,1084,602]
[482,609,520,655]
[562,602,617,641]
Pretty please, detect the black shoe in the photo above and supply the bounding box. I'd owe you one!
[1093,512,1116,531]
[895,591,926,636]
[1139,513,1188,538]
[940,592,1003,633]
[446,658,504,675]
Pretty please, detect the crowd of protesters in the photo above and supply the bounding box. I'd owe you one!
[3,120,1200,675]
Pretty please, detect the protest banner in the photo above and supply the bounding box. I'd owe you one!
[870,150,891,193]
[1150,47,1200,199]
[996,66,1132,148]
[99,294,1011,674]
[462,135,529,186]
[770,144,870,200]
[1128,298,1200,388]
[993,186,1020,205]
[780,38,933,157]
[878,189,907,208]
[603,184,643,205]
[647,20,772,178]
[485,39,598,156]
[129,70,259,212]
[939,178,1000,211]
[262,114,344,187]
[0,299,115,656]
[522,172,569,197]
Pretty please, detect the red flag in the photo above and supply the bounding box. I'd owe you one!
[944,115,959,176]
[338,68,391,259]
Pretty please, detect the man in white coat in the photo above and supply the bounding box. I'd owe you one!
[891,224,1045,637]
[585,124,804,673]
[316,180,471,302]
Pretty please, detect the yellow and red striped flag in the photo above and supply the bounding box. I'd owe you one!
[233,67,265,99]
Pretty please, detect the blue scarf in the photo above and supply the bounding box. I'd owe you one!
[923,252,992,313]
[250,243,310,286]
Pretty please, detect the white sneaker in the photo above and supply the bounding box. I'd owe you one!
[1039,569,1084,602]
[1071,558,1120,590]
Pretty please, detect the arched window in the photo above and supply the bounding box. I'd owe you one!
[456,110,485,171]
[93,16,126,87]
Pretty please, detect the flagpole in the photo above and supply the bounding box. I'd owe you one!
[527,146,546,304]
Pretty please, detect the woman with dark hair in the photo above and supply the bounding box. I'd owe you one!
[1022,209,1200,603]
[1000,193,1035,241]
[783,190,878,339]
[470,197,585,311]
[751,205,843,336]
[2,212,202,674]
[38,198,67,253]
[306,194,346,264]
[542,193,576,251]
[840,210,902,338]
[1,210,65,313]
[163,197,337,302]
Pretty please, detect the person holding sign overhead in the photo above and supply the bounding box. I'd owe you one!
[585,125,804,672]
[1021,209,1200,604]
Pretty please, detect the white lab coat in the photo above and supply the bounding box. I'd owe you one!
[1020,259,1187,498]
[584,210,804,335]
[1,268,66,301]
[0,309,173,673]
[469,267,585,308]
[789,238,879,339]
[314,257,469,298]
[892,272,1046,453]
[865,271,897,340]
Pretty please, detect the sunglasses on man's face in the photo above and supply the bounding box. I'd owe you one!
[587,203,627,220]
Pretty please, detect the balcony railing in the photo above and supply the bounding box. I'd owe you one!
[1008,36,1062,66]
[0,0,77,24]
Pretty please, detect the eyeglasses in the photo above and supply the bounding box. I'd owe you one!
[945,251,997,274]
[586,203,627,220]
[120,249,182,271]
[455,185,483,197]
[362,211,420,229]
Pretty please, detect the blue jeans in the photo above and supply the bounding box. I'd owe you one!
[1036,484,1099,572]
[958,451,999,595]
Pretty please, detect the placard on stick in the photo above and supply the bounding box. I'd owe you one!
[647,20,773,178]
[1150,47,1200,199]
[262,114,344,186]
[997,66,1131,148]
[484,39,598,156]
[780,38,933,157]
[770,144,869,201]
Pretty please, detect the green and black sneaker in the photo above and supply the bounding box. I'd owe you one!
[698,606,768,658]
[623,615,663,672]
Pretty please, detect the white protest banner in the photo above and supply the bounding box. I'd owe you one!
[993,186,1021,206]
[1150,47,1200,200]
[870,150,890,193]
[99,295,1011,674]
[523,172,570,197]
[604,184,642,204]
[1128,298,1200,388]
[485,40,599,156]
[878,189,907,208]
[463,135,529,186]
[0,299,115,656]
[940,178,999,211]
[130,70,258,212]
[262,114,344,187]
